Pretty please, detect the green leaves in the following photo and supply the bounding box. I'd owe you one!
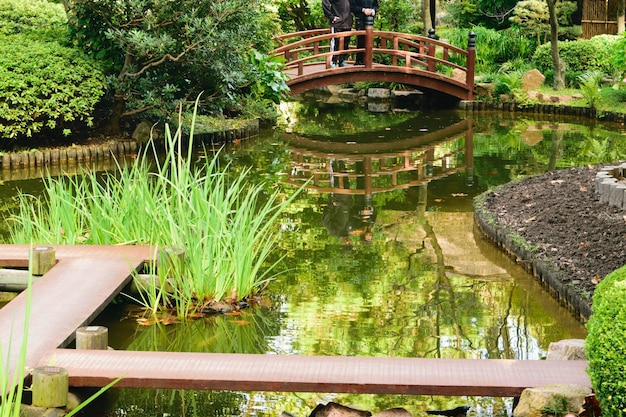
[0,34,105,139]
[68,0,281,123]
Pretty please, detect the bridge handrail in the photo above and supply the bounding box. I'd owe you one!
[271,28,476,100]
[273,31,469,78]
[273,29,331,47]
[272,29,470,58]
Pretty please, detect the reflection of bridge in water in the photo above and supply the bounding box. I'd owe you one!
[283,119,473,196]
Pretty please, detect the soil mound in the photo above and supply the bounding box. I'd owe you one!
[476,164,626,320]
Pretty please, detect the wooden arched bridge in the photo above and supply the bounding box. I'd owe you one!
[272,28,476,100]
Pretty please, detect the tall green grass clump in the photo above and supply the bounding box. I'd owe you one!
[586,265,626,416]
[7,112,303,319]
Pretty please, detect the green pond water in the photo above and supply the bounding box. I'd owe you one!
[2,95,626,416]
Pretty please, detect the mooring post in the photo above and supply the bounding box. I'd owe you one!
[158,247,186,278]
[466,31,476,100]
[364,15,374,68]
[31,246,55,276]
[32,366,69,408]
[76,325,109,350]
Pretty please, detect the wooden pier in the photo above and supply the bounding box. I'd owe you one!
[0,244,591,396]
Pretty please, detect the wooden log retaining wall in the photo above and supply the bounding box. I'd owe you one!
[0,119,260,182]
[0,141,138,182]
[459,100,626,124]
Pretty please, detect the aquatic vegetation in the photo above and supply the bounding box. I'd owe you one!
[6,108,304,319]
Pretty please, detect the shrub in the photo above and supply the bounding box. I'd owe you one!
[441,26,536,73]
[0,34,105,139]
[586,265,626,416]
[0,0,67,40]
[532,35,619,75]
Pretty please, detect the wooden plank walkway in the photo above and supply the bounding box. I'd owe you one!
[37,349,590,397]
[0,244,152,378]
[1,244,591,397]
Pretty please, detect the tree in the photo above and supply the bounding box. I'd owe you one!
[64,0,283,133]
[547,0,565,89]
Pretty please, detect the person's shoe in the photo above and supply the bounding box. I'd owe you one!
[354,61,364,66]
[330,62,337,68]
[340,61,348,67]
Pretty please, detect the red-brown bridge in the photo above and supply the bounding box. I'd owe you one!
[271,28,476,100]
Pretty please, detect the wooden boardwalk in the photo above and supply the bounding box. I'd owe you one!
[1,244,590,396]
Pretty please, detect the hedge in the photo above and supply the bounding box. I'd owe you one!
[532,35,619,75]
[0,34,106,139]
[586,265,626,416]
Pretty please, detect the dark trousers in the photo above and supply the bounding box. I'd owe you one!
[354,17,369,64]
[331,27,351,64]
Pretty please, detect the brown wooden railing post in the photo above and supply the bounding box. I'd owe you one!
[365,15,374,68]
[466,31,476,100]
[427,28,436,73]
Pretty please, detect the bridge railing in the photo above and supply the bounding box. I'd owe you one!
[271,29,475,95]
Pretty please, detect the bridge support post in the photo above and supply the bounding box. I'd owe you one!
[466,32,476,100]
[365,15,374,68]
[427,28,436,73]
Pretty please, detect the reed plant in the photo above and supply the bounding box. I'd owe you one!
[7,107,303,319]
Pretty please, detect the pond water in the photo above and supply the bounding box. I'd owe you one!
[2,93,626,417]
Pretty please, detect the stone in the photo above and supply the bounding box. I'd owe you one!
[368,88,391,99]
[546,339,586,360]
[513,384,592,417]
[368,102,391,113]
[475,82,495,99]
[132,121,153,142]
[309,402,372,417]
[521,69,545,92]
[392,90,423,102]
[451,68,466,83]
[372,408,414,417]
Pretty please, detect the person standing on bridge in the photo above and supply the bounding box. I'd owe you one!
[350,0,378,65]
[323,0,352,68]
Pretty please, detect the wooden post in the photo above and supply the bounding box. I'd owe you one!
[158,247,186,277]
[364,15,374,68]
[31,246,56,276]
[466,31,476,100]
[427,28,436,73]
[32,366,68,408]
[76,326,109,350]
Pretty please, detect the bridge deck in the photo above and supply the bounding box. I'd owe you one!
[39,349,590,397]
[1,245,590,397]
[0,244,152,377]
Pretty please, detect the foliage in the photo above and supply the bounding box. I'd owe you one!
[611,32,626,82]
[7,106,304,319]
[509,0,577,45]
[532,35,620,76]
[587,265,626,417]
[0,0,105,140]
[0,0,66,40]
[577,71,603,109]
[440,0,518,29]
[493,69,525,99]
[376,0,422,33]
[442,26,536,73]
[246,50,290,105]
[275,0,325,32]
[66,0,283,127]
[0,33,106,140]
